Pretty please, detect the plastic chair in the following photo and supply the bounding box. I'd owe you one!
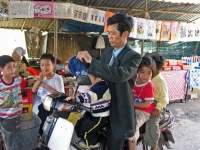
[27,67,39,76]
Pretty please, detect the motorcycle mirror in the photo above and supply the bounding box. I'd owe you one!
[76,75,92,86]
[74,75,92,103]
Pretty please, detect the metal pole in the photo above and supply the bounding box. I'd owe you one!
[141,0,148,56]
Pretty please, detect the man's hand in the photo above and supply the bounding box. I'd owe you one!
[76,51,92,63]
[152,108,160,117]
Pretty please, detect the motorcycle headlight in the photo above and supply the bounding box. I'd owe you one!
[43,96,53,111]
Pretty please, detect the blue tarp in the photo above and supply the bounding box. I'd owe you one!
[51,19,104,33]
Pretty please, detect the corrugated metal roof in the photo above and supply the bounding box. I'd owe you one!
[0,0,200,32]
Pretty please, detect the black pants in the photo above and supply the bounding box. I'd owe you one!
[37,104,70,135]
[106,123,125,150]
[38,104,53,135]
[75,112,109,146]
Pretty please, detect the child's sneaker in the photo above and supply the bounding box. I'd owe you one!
[78,140,100,149]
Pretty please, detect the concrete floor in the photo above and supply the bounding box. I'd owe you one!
[70,89,200,150]
[137,89,200,150]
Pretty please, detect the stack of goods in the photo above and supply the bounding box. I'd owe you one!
[162,59,191,70]
[22,89,33,113]
[181,56,200,69]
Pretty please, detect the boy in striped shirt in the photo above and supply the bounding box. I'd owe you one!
[0,55,35,119]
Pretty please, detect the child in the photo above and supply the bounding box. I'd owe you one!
[66,64,111,149]
[128,56,156,150]
[32,53,64,135]
[143,53,169,150]
[0,55,35,119]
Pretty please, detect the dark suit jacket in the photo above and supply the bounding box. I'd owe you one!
[89,44,141,139]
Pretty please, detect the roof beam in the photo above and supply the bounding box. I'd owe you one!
[87,24,96,32]
[83,5,143,11]
[132,3,194,16]
[79,22,83,32]
[47,19,55,31]
[21,18,27,31]
[148,2,161,10]
[150,10,200,15]
[86,0,90,6]
[189,16,200,22]
[58,19,68,31]
[149,3,194,11]
[126,0,143,14]
[99,29,104,35]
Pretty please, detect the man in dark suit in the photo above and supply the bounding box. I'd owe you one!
[77,13,141,150]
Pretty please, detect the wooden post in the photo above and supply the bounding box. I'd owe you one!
[141,40,144,56]
[156,41,159,52]
[54,19,58,72]
[194,41,199,56]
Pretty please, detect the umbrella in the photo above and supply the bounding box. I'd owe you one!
[95,35,105,55]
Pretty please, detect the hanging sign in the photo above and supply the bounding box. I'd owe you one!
[129,17,138,38]
[54,3,71,19]
[179,22,188,41]
[146,19,156,40]
[87,8,106,26]
[155,20,162,41]
[194,23,200,41]
[187,22,195,41]
[72,4,88,22]
[33,1,54,18]
[160,21,171,41]
[10,1,33,18]
[170,21,179,41]
[136,18,147,39]
[104,12,115,32]
[0,0,9,17]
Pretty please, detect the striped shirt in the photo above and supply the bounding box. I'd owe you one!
[0,76,27,118]
[77,80,111,117]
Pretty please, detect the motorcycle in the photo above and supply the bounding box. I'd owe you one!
[39,75,175,150]
[0,75,175,150]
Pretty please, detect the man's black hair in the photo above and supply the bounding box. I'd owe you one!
[0,55,15,68]
[137,56,155,72]
[107,13,133,36]
[40,53,55,64]
[148,53,165,71]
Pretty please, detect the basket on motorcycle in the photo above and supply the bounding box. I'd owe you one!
[0,112,41,150]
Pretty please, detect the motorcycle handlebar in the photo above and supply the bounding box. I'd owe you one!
[54,98,93,113]
[78,104,93,113]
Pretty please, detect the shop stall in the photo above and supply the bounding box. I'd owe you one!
[1,0,200,108]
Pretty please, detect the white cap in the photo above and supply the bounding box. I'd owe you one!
[13,47,26,56]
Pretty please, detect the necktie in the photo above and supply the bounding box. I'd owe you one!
[109,53,115,66]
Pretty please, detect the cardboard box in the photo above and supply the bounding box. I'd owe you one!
[183,65,192,70]
[171,66,182,70]
[162,66,171,70]
[167,59,178,66]
[187,93,198,100]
